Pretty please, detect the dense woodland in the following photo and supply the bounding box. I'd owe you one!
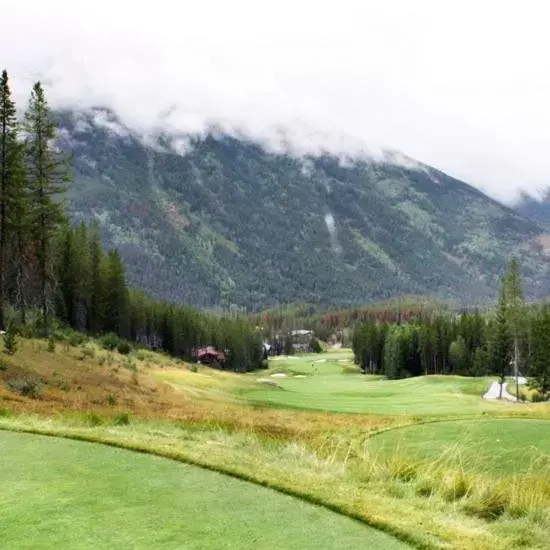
[352,260,550,398]
[0,70,263,372]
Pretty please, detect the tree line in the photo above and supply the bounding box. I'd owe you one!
[0,70,263,372]
[352,259,550,399]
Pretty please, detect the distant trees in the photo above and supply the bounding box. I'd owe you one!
[351,258,550,400]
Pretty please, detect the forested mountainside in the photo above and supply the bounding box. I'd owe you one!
[516,190,550,230]
[58,108,550,311]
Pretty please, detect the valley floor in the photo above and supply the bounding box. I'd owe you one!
[1,340,550,549]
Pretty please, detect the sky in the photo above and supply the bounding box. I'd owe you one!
[3,0,550,203]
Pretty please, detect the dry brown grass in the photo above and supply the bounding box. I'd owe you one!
[0,338,404,441]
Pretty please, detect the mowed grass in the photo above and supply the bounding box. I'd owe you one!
[0,430,407,550]
[369,419,550,475]
[241,352,501,415]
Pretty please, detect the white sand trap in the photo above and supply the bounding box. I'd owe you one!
[483,381,517,401]
[294,375,306,378]
[271,373,287,378]
[315,359,326,363]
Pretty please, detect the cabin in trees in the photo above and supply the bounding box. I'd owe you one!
[195,346,226,366]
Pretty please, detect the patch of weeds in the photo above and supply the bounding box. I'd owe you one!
[97,355,107,366]
[385,481,406,499]
[0,407,12,417]
[107,393,117,406]
[59,381,70,392]
[415,477,436,497]
[131,372,139,385]
[7,377,43,398]
[69,331,87,347]
[0,358,9,371]
[123,356,137,372]
[47,336,56,353]
[79,343,96,360]
[463,485,509,520]
[85,412,103,427]
[188,364,199,373]
[135,350,148,361]
[441,471,471,502]
[113,412,130,426]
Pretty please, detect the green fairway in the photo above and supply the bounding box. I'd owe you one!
[0,431,408,549]
[368,419,550,474]
[244,353,502,414]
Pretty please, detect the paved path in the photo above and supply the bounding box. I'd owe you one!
[483,381,517,401]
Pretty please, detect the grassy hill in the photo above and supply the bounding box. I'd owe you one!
[58,108,550,310]
[2,338,550,549]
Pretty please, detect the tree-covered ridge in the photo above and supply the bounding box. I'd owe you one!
[0,71,263,373]
[57,108,550,311]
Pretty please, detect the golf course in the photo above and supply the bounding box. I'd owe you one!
[1,340,550,549]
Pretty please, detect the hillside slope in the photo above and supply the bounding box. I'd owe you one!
[59,108,550,309]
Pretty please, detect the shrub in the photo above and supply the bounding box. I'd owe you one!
[3,330,18,355]
[7,377,42,398]
[188,364,199,373]
[116,340,132,355]
[135,350,148,361]
[113,412,130,426]
[308,337,323,353]
[85,412,103,426]
[0,358,8,371]
[100,333,120,351]
[463,485,509,520]
[80,344,96,359]
[107,393,117,406]
[47,336,56,353]
[68,331,87,347]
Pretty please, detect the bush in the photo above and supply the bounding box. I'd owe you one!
[7,377,42,398]
[100,333,120,351]
[116,340,132,355]
[113,412,130,426]
[80,344,96,359]
[85,412,103,426]
[308,337,323,353]
[0,358,8,371]
[3,330,18,355]
[188,364,199,373]
[107,393,117,406]
[47,336,56,353]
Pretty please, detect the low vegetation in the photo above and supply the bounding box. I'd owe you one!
[1,335,550,549]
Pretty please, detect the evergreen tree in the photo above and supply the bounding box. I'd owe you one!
[505,257,525,401]
[529,305,550,400]
[0,70,25,330]
[103,249,128,337]
[488,283,512,398]
[23,82,69,336]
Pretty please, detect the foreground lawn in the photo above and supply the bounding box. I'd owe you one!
[0,430,407,550]
[369,419,550,474]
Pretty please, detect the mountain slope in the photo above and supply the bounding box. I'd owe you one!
[58,108,550,309]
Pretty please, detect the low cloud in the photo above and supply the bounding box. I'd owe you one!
[3,0,550,203]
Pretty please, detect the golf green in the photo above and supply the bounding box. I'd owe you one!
[368,419,550,474]
[0,431,408,549]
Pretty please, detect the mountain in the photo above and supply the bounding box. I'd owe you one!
[57,108,550,310]
[516,190,550,229]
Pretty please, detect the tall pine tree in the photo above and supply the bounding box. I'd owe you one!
[0,70,26,329]
[23,82,69,336]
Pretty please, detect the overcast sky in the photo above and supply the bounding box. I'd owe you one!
[3,0,549,202]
